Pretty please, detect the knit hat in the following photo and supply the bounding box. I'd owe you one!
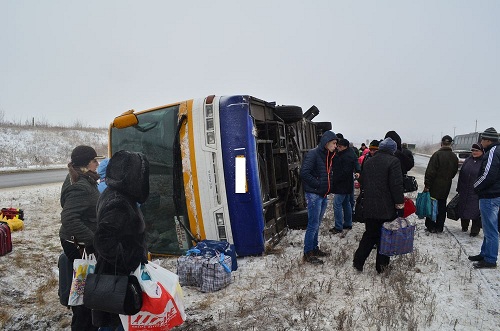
[71,145,97,166]
[369,139,380,150]
[441,135,453,143]
[336,133,344,139]
[338,138,350,147]
[480,127,499,141]
[379,137,397,154]
[471,143,484,152]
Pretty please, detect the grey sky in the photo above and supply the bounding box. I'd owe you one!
[2,0,499,145]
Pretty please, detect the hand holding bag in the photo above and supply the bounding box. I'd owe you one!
[416,191,432,219]
[379,217,416,256]
[68,249,96,306]
[83,259,143,315]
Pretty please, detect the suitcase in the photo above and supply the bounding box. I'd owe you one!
[0,222,13,256]
[58,252,73,306]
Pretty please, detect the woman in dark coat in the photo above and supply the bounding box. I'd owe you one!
[457,143,484,236]
[59,145,100,331]
[92,150,150,329]
[353,138,405,273]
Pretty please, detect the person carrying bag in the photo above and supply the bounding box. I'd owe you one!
[91,150,151,329]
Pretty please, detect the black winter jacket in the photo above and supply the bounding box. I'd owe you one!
[359,150,404,220]
[94,150,150,275]
[424,146,459,199]
[474,142,500,199]
[300,131,337,196]
[59,172,99,247]
[331,147,359,194]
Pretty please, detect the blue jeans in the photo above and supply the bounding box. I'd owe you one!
[304,192,328,253]
[333,194,353,231]
[479,197,500,264]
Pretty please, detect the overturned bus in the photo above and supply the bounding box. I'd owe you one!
[108,95,331,257]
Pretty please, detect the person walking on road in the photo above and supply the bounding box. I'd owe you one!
[469,127,500,269]
[300,131,338,265]
[424,135,459,233]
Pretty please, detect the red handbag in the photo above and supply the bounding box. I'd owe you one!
[403,197,416,218]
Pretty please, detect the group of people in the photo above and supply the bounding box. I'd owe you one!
[300,129,414,270]
[300,126,500,272]
[59,146,150,330]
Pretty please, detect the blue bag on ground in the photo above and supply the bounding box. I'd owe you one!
[416,191,432,219]
[189,240,238,271]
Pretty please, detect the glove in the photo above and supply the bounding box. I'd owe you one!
[396,208,404,218]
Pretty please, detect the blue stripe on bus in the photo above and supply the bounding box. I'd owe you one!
[219,95,265,256]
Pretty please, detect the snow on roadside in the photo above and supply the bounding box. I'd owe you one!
[0,172,499,330]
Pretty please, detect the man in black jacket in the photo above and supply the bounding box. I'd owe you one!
[330,139,360,234]
[353,137,404,273]
[300,131,338,264]
[424,135,459,233]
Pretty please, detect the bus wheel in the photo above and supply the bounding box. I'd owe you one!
[286,210,309,229]
[274,105,303,123]
[314,121,332,132]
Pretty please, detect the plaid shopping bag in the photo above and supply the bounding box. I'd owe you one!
[176,255,204,287]
[379,218,415,256]
[200,254,232,293]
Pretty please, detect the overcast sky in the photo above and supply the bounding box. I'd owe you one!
[1,0,499,145]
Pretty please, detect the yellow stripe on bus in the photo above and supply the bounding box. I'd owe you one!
[178,100,206,241]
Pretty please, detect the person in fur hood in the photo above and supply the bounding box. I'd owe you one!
[92,150,150,329]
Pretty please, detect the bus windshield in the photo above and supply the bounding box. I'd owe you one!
[110,105,191,255]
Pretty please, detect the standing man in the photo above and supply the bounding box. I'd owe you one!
[469,127,500,269]
[330,138,360,234]
[300,131,338,265]
[424,135,459,233]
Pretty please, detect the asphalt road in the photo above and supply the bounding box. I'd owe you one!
[0,168,67,189]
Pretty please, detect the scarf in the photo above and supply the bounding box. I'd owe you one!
[68,162,100,185]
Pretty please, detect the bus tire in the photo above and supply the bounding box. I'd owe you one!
[286,209,309,229]
[314,121,332,132]
[274,105,303,123]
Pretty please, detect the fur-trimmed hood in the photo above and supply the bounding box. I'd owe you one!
[106,150,150,204]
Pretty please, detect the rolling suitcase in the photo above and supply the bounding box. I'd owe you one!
[0,222,13,256]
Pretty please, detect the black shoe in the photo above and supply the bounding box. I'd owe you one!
[312,248,330,257]
[353,262,363,272]
[303,252,324,265]
[470,232,479,237]
[473,260,497,269]
[426,228,437,233]
[329,228,343,234]
[343,226,352,230]
[462,227,468,232]
[468,254,484,262]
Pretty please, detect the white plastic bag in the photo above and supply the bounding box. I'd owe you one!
[68,250,96,306]
[120,262,186,331]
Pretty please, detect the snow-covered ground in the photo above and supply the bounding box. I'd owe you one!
[1,169,499,330]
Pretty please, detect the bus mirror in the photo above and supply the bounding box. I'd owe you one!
[113,110,138,129]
